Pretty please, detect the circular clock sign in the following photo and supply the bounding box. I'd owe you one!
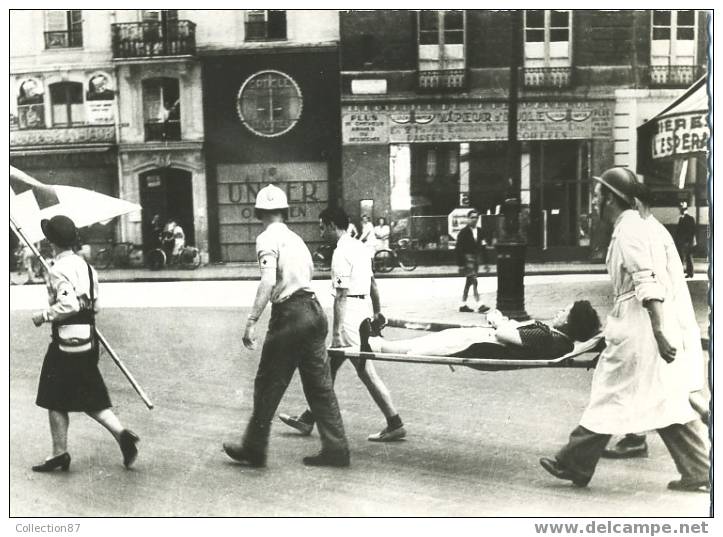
[236,70,303,137]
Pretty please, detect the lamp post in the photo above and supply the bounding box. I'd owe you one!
[495,9,529,320]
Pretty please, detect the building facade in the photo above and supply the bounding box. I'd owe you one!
[338,9,709,260]
[197,10,340,261]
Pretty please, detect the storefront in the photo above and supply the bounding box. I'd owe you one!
[341,99,614,260]
[636,76,709,253]
[201,46,340,262]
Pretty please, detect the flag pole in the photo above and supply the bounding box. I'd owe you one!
[10,216,154,410]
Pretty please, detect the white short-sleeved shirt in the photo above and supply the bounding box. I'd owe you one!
[255,222,314,304]
[331,233,373,296]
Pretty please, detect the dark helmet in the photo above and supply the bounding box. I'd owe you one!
[593,167,639,207]
[41,215,78,248]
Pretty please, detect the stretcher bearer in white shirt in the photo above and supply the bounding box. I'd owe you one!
[280,207,407,442]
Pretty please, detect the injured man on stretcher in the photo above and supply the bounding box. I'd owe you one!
[359,301,602,361]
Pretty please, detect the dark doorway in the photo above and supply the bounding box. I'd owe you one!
[139,168,194,250]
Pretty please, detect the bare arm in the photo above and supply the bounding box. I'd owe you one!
[370,275,381,316]
[644,299,676,363]
[333,288,348,346]
[243,268,275,350]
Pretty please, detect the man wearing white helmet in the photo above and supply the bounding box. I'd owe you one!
[223,184,350,468]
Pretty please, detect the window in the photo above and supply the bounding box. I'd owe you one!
[651,10,697,84]
[49,82,85,126]
[17,78,45,129]
[524,10,571,86]
[44,10,83,49]
[418,10,465,71]
[245,10,287,41]
[143,78,181,141]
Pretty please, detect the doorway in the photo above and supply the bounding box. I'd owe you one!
[139,167,194,250]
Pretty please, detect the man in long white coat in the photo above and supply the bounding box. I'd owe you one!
[540,167,710,492]
[602,183,708,459]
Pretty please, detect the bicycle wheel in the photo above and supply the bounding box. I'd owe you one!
[396,249,417,271]
[95,248,112,270]
[373,250,395,273]
[147,248,166,271]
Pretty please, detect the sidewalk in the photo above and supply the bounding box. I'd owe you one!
[10,260,709,285]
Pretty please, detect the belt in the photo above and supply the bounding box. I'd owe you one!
[347,295,366,299]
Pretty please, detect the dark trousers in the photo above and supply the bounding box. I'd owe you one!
[678,241,694,276]
[557,421,710,483]
[298,355,362,425]
[242,292,348,457]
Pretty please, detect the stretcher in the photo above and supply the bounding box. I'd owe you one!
[328,319,606,372]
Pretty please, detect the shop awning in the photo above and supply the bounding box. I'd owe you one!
[637,75,710,177]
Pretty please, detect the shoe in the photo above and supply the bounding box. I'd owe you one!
[302,450,350,467]
[370,313,387,336]
[222,442,266,467]
[539,457,590,487]
[667,479,710,493]
[278,413,314,436]
[601,436,648,459]
[32,452,71,472]
[119,429,140,468]
[359,318,373,353]
[368,424,406,442]
[459,305,474,313]
[477,304,490,313]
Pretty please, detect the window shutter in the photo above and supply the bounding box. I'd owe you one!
[45,10,68,31]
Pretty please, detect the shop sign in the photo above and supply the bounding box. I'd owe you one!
[342,101,614,144]
[236,70,303,138]
[651,112,709,159]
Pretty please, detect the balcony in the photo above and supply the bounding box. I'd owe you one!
[417,69,467,92]
[649,65,705,88]
[10,125,115,148]
[523,67,572,89]
[144,121,181,142]
[44,30,83,49]
[245,20,287,41]
[111,21,196,59]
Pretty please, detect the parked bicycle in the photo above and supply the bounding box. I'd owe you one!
[147,245,202,270]
[373,238,417,273]
[95,240,143,269]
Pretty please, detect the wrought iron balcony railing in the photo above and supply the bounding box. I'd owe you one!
[417,69,467,91]
[523,67,572,89]
[144,121,181,142]
[649,65,705,88]
[111,21,196,59]
[44,30,83,49]
[244,21,287,41]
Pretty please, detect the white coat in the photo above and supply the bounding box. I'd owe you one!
[579,210,697,434]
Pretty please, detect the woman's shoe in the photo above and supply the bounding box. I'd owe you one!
[32,452,71,472]
[119,429,140,468]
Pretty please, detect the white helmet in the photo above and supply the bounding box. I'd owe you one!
[255,184,289,210]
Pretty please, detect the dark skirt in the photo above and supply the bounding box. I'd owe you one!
[35,342,112,412]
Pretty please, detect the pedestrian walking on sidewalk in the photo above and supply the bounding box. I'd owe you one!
[675,202,696,278]
[31,215,139,473]
[279,207,406,442]
[223,186,350,468]
[540,167,710,493]
[455,209,489,313]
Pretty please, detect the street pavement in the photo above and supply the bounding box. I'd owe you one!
[9,275,712,517]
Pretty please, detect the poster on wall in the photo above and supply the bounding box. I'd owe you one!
[85,72,115,124]
[16,77,45,129]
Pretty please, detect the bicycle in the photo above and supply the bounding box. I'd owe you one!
[95,241,143,269]
[147,245,202,270]
[373,238,417,273]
